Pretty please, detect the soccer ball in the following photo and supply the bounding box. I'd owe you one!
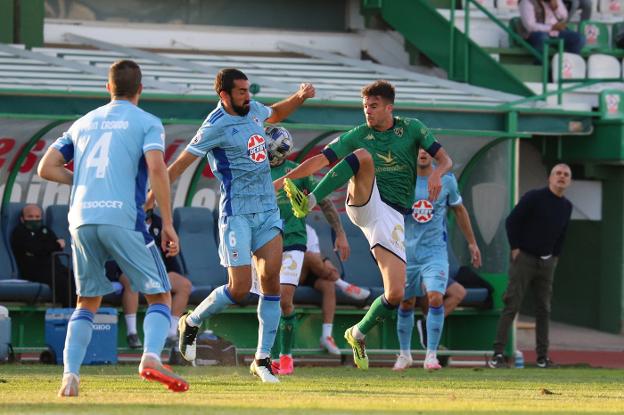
[265,126,293,167]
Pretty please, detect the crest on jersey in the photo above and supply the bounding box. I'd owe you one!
[247,134,267,163]
[412,199,434,223]
[393,127,404,137]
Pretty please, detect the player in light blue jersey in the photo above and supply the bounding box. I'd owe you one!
[162,68,315,383]
[393,148,482,371]
[38,60,188,396]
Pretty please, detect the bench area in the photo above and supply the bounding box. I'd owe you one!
[1,203,508,358]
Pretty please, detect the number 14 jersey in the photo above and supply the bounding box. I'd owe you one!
[51,100,165,232]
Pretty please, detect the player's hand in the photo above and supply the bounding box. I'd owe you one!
[273,177,285,191]
[511,248,520,261]
[427,173,442,202]
[161,223,179,257]
[56,238,66,249]
[334,231,350,261]
[297,83,315,101]
[469,243,482,268]
[552,21,566,31]
[144,190,156,211]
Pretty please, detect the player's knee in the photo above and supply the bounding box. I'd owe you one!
[178,276,192,295]
[385,288,404,306]
[428,292,444,308]
[400,297,416,310]
[228,283,250,303]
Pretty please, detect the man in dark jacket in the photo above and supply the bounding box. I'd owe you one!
[10,204,74,306]
[489,164,572,369]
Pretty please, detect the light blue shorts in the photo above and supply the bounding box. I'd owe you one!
[404,254,449,299]
[218,208,283,267]
[70,224,171,297]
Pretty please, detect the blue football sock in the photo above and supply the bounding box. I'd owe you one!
[63,308,94,375]
[256,295,280,359]
[426,304,445,353]
[188,285,235,327]
[143,303,171,356]
[397,308,414,356]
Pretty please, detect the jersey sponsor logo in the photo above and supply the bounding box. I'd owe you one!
[376,150,396,166]
[231,128,239,135]
[253,116,261,126]
[190,132,201,145]
[412,199,434,223]
[80,200,123,209]
[364,133,375,141]
[391,224,405,250]
[247,134,267,163]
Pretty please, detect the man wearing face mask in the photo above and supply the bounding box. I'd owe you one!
[10,203,75,307]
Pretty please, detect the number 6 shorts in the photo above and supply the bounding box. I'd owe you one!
[218,207,283,267]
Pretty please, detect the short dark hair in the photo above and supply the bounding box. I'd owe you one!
[108,60,142,98]
[361,80,395,103]
[214,68,248,94]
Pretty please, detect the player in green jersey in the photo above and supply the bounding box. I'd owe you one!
[265,127,349,375]
[274,80,452,370]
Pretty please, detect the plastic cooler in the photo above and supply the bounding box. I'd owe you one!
[45,307,118,365]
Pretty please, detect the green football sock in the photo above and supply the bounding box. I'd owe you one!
[311,153,359,203]
[356,295,397,335]
[279,313,296,355]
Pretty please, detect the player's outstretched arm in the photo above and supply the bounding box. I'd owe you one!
[273,153,329,191]
[428,147,452,201]
[37,148,73,185]
[266,83,315,123]
[146,150,198,210]
[145,150,179,257]
[318,198,350,261]
[451,203,482,268]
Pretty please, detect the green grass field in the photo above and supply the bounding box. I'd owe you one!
[0,364,623,414]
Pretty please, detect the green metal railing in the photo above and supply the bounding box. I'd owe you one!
[448,0,542,81]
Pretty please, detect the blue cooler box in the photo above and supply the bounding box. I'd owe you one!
[45,308,118,365]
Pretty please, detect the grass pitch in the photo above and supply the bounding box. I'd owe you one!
[0,364,623,414]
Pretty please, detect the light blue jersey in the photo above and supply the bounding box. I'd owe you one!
[405,173,462,263]
[185,100,276,217]
[52,100,165,237]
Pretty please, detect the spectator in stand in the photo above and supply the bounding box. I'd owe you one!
[519,0,585,62]
[10,204,75,307]
[107,209,192,349]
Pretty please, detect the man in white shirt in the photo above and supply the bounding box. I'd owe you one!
[519,0,585,61]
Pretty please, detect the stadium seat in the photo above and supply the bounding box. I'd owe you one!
[495,0,519,14]
[612,21,624,48]
[551,52,586,81]
[45,204,71,266]
[508,17,524,47]
[587,53,621,78]
[1,202,26,274]
[174,207,226,304]
[580,21,611,53]
[598,0,623,14]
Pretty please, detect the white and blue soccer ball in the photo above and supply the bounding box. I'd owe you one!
[265,126,294,167]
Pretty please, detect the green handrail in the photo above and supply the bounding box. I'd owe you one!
[462,0,542,61]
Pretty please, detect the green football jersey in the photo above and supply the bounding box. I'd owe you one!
[325,117,438,210]
[271,159,316,249]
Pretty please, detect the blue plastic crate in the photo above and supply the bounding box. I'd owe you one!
[45,308,118,365]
